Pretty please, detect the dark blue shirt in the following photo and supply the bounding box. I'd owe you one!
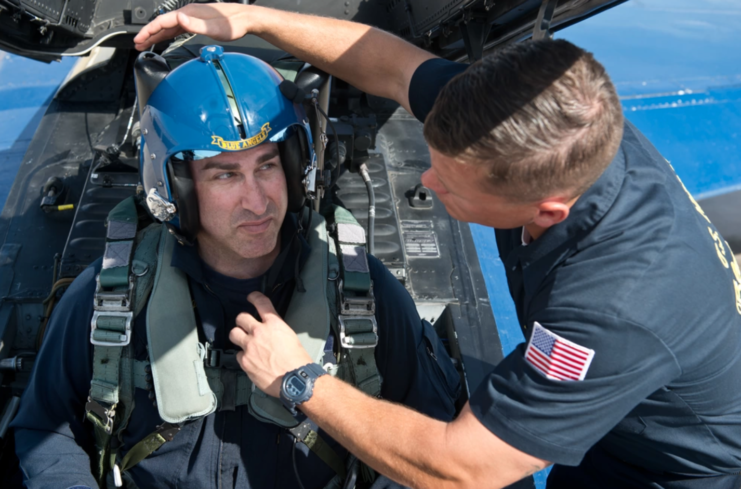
[12,216,460,489]
[410,58,741,487]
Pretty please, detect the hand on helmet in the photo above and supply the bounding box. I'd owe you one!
[134,3,252,51]
[231,292,313,398]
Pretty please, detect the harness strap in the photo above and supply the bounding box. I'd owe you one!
[99,196,138,289]
[87,208,162,487]
[333,206,371,294]
[326,205,382,399]
[86,197,141,486]
[119,423,181,473]
[346,348,382,397]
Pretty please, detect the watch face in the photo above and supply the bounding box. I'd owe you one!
[286,375,307,398]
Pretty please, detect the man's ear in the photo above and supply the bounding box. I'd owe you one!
[531,199,571,228]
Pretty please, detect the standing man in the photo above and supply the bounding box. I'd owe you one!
[135,4,741,488]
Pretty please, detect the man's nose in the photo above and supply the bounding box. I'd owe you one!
[240,179,269,216]
[421,168,446,195]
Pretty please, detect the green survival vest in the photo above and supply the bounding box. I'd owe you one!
[84,196,381,488]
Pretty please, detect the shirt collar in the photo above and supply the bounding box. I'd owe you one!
[517,139,627,270]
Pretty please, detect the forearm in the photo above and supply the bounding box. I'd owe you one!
[232,292,549,487]
[301,376,480,488]
[244,6,436,111]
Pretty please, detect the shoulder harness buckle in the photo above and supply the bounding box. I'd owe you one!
[337,280,378,349]
[90,275,134,346]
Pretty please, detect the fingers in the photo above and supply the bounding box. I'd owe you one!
[247,292,281,322]
[229,324,249,348]
[134,4,248,50]
[133,11,184,50]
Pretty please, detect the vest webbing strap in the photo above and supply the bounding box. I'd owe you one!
[99,197,138,289]
[119,423,180,473]
[333,206,371,293]
[325,206,382,398]
[346,348,382,397]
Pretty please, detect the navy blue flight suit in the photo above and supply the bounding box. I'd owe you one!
[410,58,741,488]
[12,215,461,489]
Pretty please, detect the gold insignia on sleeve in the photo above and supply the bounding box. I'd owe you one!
[211,122,272,151]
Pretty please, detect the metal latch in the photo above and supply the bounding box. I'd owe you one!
[85,397,116,434]
[93,275,134,311]
[91,274,134,346]
[338,280,375,316]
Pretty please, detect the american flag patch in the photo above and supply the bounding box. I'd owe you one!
[525,322,595,381]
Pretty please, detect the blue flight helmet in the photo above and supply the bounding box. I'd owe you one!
[134,45,315,243]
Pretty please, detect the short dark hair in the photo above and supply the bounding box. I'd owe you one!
[424,39,624,202]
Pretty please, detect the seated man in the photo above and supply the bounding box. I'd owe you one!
[11,47,460,489]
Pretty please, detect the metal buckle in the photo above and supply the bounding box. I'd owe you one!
[90,311,133,346]
[93,275,134,312]
[91,274,134,346]
[146,188,177,222]
[302,153,318,199]
[338,279,375,316]
[338,315,378,349]
[85,397,115,434]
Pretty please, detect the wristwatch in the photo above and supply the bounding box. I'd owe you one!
[280,363,327,416]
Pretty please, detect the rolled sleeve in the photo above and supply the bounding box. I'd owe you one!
[408,58,468,123]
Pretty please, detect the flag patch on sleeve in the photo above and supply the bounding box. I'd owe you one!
[525,322,595,381]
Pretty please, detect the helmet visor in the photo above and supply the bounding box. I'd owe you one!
[170,150,222,162]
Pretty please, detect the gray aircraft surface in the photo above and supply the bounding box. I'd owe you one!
[0,0,624,486]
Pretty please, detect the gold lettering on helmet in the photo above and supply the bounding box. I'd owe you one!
[211,122,272,151]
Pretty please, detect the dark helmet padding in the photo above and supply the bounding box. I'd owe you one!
[134,52,171,117]
[167,161,200,242]
[164,128,309,244]
[279,129,310,213]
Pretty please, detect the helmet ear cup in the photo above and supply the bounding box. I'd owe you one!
[280,129,310,213]
[167,160,200,242]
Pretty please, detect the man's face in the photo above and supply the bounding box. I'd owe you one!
[421,147,536,229]
[190,142,288,263]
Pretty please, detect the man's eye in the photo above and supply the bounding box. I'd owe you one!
[260,162,278,171]
[216,172,234,180]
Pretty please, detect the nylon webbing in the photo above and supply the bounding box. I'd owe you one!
[347,348,381,397]
[333,206,371,293]
[120,432,166,471]
[90,346,124,404]
[100,197,138,289]
[326,206,382,398]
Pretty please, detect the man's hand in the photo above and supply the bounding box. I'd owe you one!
[133,4,433,112]
[133,3,252,51]
[230,291,313,397]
